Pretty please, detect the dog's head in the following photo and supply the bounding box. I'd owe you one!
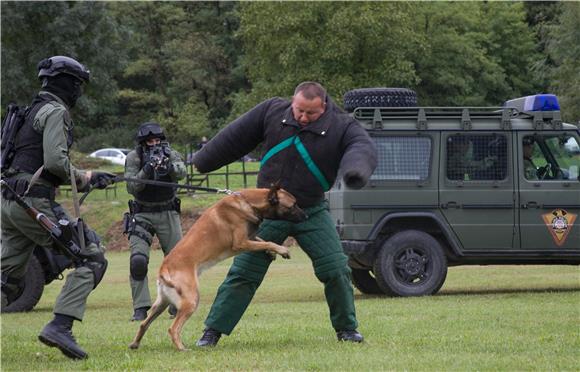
[263,184,307,223]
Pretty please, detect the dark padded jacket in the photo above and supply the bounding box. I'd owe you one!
[193,97,377,207]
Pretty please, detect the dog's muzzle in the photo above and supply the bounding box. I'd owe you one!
[286,205,307,223]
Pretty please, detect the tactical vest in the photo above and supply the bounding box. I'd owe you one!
[135,147,175,202]
[11,94,73,186]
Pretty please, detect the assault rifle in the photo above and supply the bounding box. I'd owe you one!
[1,103,27,174]
[0,179,84,266]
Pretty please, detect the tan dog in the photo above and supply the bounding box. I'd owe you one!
[129,185,306,351]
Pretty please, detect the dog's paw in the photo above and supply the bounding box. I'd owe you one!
[128,342,139,350]
[279,249,291,259]
[265,250,277,260]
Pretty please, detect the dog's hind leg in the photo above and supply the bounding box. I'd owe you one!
[129,285,170,350]
[168,282,200,351]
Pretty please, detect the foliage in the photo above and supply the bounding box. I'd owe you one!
[1,250,578,370]
[232,2,421,116]
[0,1,128,139]
[545,2,580,124]
[110,2,245,146]
[411,2,539,106]
[1,1,578,151]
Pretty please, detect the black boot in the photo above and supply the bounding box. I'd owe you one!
[38,314,88,360]
[131,307,149,321]
[196,327,222,347]
[336,329,364,343]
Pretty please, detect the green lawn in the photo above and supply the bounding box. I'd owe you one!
[1,250,579,371]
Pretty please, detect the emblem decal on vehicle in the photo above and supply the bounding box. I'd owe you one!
[542,209,577,246]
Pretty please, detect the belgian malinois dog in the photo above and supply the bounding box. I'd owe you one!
[129,185,307,351]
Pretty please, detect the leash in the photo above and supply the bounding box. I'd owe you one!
[79,176,235,205]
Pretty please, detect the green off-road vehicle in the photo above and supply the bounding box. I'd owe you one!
[328,88,580,296]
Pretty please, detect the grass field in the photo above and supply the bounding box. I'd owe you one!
[1,249,579,371]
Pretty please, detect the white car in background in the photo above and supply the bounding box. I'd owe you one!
[89,148,131,165]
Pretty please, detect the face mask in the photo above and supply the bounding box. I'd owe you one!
[43,74,83,108]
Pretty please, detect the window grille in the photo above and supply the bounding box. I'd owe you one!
[446,134,507,181]
[371,136,431,181]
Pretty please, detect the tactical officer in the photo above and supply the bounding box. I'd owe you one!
[192,82,377,346]
[125,122,187,321]
[1,56,114,359]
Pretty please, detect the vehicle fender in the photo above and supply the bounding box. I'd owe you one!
[366,211,464,257]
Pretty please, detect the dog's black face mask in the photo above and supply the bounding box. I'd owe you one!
[43,74,83,108]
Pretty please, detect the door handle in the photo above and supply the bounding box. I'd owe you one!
[441,201,460,209]
[522,201,540,209]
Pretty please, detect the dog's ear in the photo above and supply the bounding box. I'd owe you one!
[268,182,280,206]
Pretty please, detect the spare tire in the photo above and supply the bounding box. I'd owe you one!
[343,88,417,112]
[2,254,45,313]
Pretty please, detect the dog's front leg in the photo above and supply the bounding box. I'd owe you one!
[234,230,290,258]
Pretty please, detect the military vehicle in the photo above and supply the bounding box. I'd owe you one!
[328,88,580,296]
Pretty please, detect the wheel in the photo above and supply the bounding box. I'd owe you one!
[2,254,45,313]
[351,268,384,294]
[343,88,418,112]
[373,230,447,297]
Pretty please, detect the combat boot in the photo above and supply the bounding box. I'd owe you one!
[196,327,222,347]
[38,315,88,360]
[131,307,148,321]
[336,329,364,343]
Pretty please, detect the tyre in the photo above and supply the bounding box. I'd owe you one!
[2,254,45,313]
[373,230,447,297]
[343,88,418,112]
[351,268,384,294]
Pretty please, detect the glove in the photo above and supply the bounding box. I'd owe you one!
[142,161,155,177]
[90,171,116,189]
[343,170,366,189]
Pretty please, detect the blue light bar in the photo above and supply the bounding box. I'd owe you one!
[504,94,560,112]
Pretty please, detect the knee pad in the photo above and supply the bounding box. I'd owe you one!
[313,253,350,282]
[130,253,149,281]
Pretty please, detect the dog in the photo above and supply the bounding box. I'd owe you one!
[129,184,307,351]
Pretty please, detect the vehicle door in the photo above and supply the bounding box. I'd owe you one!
[517,132,580,250]
[439,132,515,251]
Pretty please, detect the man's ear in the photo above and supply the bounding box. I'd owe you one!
[268,182,281,205]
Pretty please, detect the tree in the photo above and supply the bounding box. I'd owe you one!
[412,2,539,106]
[545,3,580,123]
[111,2,244,146]
[1,1,128,145]
[231,2,421,116]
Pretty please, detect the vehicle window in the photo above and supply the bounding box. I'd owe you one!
[446,134,507,181]
[95,150,108,157]
[523,134,580,181]
[371,136,431,181]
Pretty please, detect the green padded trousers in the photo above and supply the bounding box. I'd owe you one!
[204,200,358,335]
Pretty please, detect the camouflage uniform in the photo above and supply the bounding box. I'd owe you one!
[1,91,102,319]
[125,143,186,314]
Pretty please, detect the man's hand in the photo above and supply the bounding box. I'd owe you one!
[89,171,117,189]
[343,170,366,189]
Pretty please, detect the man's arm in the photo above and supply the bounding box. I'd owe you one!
[193,99,275,173]
[38,105,90,189]
[125,151,146,194]
[338,120,378,189]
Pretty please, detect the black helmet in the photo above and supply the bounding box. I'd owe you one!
[37,56,90,83]
[136,122,166,143]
